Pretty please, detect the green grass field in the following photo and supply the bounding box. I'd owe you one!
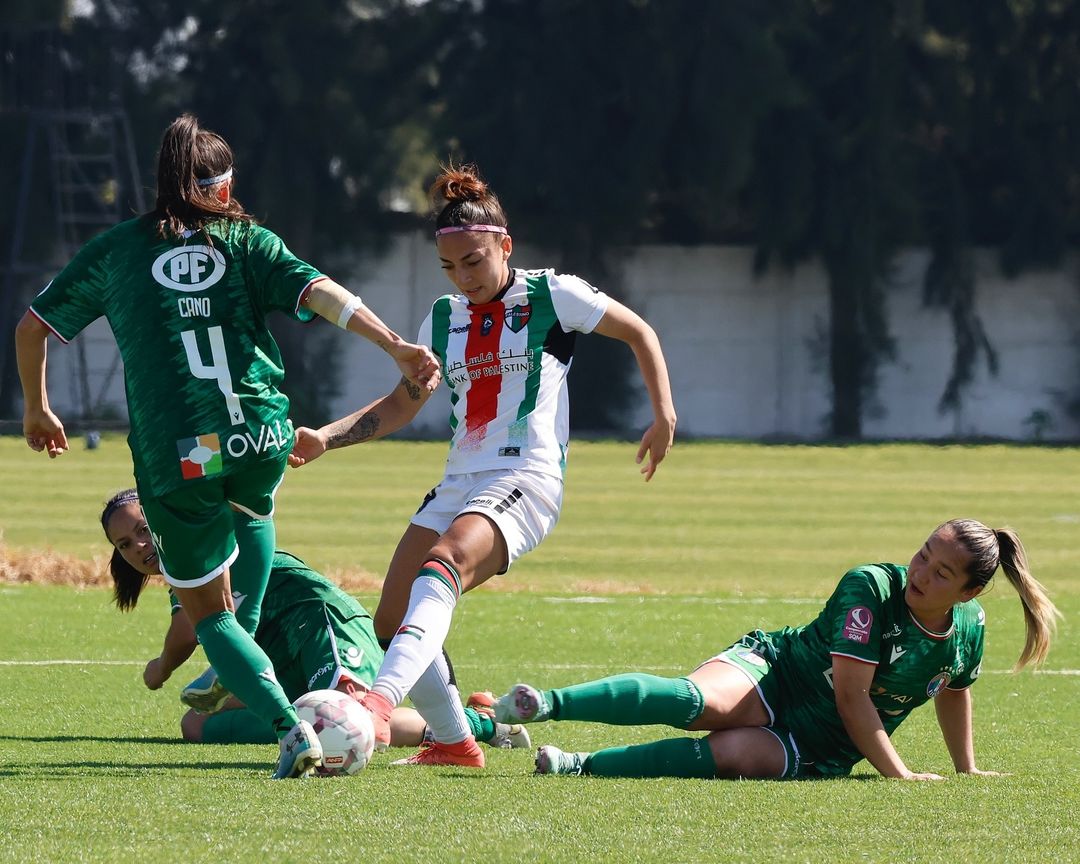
[1,436,1078,863]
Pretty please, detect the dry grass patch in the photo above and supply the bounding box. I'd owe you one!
[0,540,109,588]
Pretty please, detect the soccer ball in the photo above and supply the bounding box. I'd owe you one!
[292,688,375,776]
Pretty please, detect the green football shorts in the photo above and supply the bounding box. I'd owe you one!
[140,454,286,587]
[712,631,810,779]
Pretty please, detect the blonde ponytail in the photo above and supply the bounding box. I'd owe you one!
[944,519,1062,669]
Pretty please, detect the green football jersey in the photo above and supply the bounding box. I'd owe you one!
[766,563,984,775]
[253,552,382,693]
[169,551,382,697]
[30,217,321,496]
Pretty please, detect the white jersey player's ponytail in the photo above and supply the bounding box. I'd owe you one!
[430,163,509,235]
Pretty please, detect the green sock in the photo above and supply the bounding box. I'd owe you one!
[464,706,496,743]
[195,611,297,740]
[549,674,704,728]
[200,709,277,745]
[228,512,276,635]
[584,736,718,779]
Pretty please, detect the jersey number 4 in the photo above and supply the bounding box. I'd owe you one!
[181,326,246,426]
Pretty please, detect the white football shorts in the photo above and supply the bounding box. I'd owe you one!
[409,468,564,573]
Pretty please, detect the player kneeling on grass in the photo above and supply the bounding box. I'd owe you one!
[494,519,1060,780]
[102,489,528,752]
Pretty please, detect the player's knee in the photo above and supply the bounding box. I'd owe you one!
[425,545,467,578]
[180,710,206,743]
[705,728,785,779]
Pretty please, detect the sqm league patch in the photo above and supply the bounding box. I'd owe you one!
[842,606,873,644]
[177,433,222,479]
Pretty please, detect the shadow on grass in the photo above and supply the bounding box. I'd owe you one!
[0,734,274,775]
[0,734,184,745]
[0,759,268,777]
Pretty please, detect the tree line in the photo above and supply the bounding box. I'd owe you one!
[3,0,1078,434]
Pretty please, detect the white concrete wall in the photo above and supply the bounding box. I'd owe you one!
[44,233,1080,440]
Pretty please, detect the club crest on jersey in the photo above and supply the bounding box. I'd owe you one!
[926,671,952,697]
[842,606,873,644]
[505,303,532,333]
[152,245,227,292]
[480,313,495,336]
[177,433,222,479]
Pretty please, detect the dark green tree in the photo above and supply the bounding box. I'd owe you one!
[432,0,799,428]
[749,0,921,437]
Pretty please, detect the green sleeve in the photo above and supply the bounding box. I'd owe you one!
[947,604,985,690]
[826,567,888,664]
[241,224,322,322]
[29,232,111,342]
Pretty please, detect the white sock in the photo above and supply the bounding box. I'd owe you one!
[371,574,456,706]
[408,656,470,744]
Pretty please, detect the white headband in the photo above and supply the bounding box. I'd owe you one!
[435,224,508,237]
[196,168,233,187]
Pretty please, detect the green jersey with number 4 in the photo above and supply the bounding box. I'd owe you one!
[762,564,984,775]
[30,217,321,496]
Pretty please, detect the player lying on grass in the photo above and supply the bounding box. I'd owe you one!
[493,519,1060,780]
[102,489,528,751]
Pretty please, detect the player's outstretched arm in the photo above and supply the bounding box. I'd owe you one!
[300,278,441,392]
[144,612,198,690]
[934,686,1009,776]
[15,311,69,458]
[832,656,945,780]
[592,299,676,481]
[289,375,433,467]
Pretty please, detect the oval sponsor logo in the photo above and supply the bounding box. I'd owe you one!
[849,606,872,629]
[151,245,226,292]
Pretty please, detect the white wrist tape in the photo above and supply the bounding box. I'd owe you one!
[335,295,364,329]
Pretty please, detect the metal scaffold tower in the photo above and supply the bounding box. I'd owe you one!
[0,23,145,425]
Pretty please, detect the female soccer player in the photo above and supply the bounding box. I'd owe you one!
[15,114,439,778]
[491,519,1060,780]
[101,489,528,751]
[289,162,677,767]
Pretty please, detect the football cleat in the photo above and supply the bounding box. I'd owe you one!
[179,667,231,714]
[390,738,485,768]
[534,745,588,776]
[465,690,497,716]
[493,683,551,724]
[359,690,394,752]
[465,691,531,749]
[489,722,531,750]
[271,719,323,779]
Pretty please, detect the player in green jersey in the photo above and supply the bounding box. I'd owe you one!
[288,163,678,768]
[101,489,529,751]
[492,519,1061,781]
[15,114,439,778]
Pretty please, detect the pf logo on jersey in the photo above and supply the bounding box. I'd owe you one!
[152,245,227,292]
[842,606,873,644]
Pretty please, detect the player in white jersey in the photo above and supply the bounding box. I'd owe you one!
[290,162,677,766]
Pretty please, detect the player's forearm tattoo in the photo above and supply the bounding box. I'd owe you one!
[401,375,423,401]
[326,411,381,448]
